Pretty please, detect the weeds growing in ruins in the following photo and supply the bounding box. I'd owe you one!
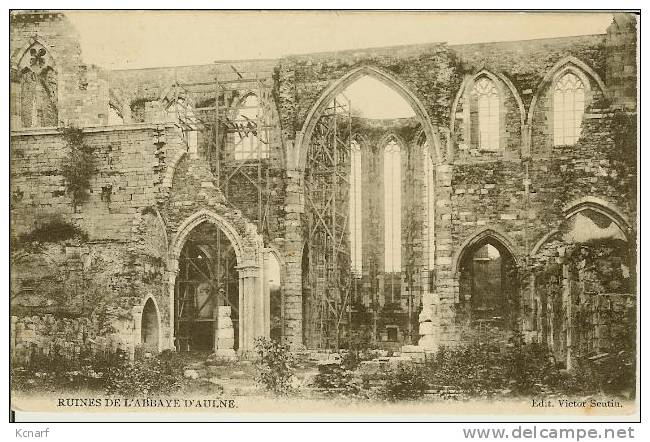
[11,348,189,397]
[12,215,88,251]
[60,126,96,207]
[254,337,295,395]
[380,363,429,401]
[104,350,184,396]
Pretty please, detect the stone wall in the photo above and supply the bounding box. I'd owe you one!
[10,12,109,128]
[11,124,185,241]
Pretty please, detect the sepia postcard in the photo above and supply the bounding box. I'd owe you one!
[8,9,639,422]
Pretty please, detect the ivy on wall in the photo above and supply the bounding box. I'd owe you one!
[60,126,96,207]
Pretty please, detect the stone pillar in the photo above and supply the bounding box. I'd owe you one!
[433,163,458,346]
[213,306,236,360]
[165,268,178,350]
[524,273,537,337]
[562,263,573,370]
[10,316,17,360]
[237,264,265,355]
[263,249,272,339]
[418,291,440,351]
[521,124,531,159]
[283,168,304,349]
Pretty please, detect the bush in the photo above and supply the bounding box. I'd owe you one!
[60,126,96,206]
[425,332,565,398]
[104,350,184,396]
[313,362,362,395]
[11,348,187,397]
[254,337,295,395]
[380,363,428,401]
[503,334,562,396]
[426,340,508,397]
[13,216,87,250]
[563,350,636,398]
[11,348,125,393]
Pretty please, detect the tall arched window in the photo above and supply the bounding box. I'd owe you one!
[423,145,435,275]
[471,77,500,150]
[14,42,58,128]
[349,140,362,277]
[384,139,402,273]
[233,94,269,160]
[553,72,585,146]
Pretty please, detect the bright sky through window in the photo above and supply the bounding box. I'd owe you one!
[349,140,362,277]
[553,72,585,146]
[473,77,500,150]
[384,139,402,272]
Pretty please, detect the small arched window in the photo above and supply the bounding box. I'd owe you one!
[553,72,585,146]
[14,42,58,128]
[383,138,402,273]
[233,94,269,160]
[470,77,500,150]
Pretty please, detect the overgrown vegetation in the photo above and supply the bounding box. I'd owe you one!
[254,337,295,395]
[12,216,88,251]
[310,328,634,401]
[380,363,429,401]
[104,350,184,396]
[11,348,192,397]
[60,126,96,206]
[312,352,365,396]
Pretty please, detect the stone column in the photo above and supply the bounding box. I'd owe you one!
[283,168,304,349]
[237,264,264,355]
[263,249,272,338]
[418,291,440,351]
[433,163,458,346]
[10,316,17,360]
[213,306,236,360]
[562,263,573,370]
[164,268,178,350]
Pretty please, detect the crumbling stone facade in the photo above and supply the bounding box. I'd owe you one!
[10,11,637,369]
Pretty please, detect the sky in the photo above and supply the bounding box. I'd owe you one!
[66,11,614,70]
[65,11,615,119]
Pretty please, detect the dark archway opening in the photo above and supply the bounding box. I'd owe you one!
[174,221,239,352]
[141,298,159,352]
[458,239,519,332]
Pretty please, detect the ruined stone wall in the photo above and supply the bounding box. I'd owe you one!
[10,124,185,240]
[10,12,637,355]
[10,123,192,356]
[273,17,637,349]
[10,12,110,128]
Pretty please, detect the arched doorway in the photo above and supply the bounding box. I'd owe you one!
[457,233,519,333]
[141,298,160,352]
[174,221,239,352]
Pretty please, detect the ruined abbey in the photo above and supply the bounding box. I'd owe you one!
[10,12,638,370]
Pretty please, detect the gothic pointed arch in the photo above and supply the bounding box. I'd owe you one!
[12,39,58,128]
[294,65,443,169]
